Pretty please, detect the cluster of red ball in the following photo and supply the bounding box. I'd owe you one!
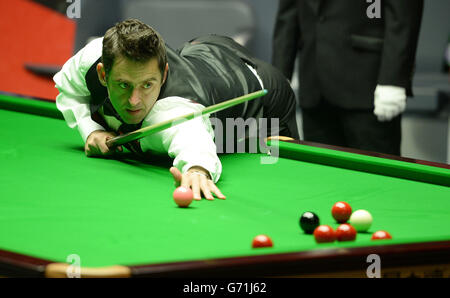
[314,201,392,243]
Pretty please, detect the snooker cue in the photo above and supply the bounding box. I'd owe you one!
[105,89,268,148]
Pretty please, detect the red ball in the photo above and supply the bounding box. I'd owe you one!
[173,186,193,208]
[313,225,336,243]
[371,230,392,240]
[331,201,352,223]
[336,224,357,241]
[252,235,273,248]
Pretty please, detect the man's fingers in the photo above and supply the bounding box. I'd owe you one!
[183,174,202,201]
[86,143,99,157]
[84,143,90,156]
[170,167,183,187]
[188,172,213,200]
[180,173,191,189]
[106,137,123,153]
[200,178,214,200]
[190,175,202,200]
[99,142,112,155]
[173,171,225,201]
[170,167,182,182]
[209,182,226,200]
[110,145,123,153]
[84,132,120,157]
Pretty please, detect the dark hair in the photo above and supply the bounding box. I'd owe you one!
[102,19,167,79]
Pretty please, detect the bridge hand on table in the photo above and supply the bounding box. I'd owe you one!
[169,167,226,201]
[85,130,123,157]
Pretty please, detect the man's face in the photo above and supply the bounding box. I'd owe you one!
[99,56,167,124]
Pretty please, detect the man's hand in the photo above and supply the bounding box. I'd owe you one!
[169,166,226,201]
[85,130,123,157]
[373,85,407,122]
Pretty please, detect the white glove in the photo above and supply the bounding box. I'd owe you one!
[373,85,407,122]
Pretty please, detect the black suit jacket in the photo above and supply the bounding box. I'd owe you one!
[272,0,423,109]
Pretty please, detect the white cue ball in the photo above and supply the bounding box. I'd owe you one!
[349,209,373,232]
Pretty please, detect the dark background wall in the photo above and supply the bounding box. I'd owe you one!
[72,0,449,71]
[73,0,279,62]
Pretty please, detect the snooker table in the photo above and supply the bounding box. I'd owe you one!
[1,93,450,278]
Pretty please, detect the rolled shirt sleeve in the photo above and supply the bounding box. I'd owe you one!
[140,97,222,183]
[53,37,105,142]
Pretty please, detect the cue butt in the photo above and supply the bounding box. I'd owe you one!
[45,263,132,278]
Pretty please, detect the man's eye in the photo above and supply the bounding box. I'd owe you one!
[119,82,129,89]
[143,82,152,89]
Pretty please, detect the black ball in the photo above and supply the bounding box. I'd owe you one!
[299,212,320,234]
